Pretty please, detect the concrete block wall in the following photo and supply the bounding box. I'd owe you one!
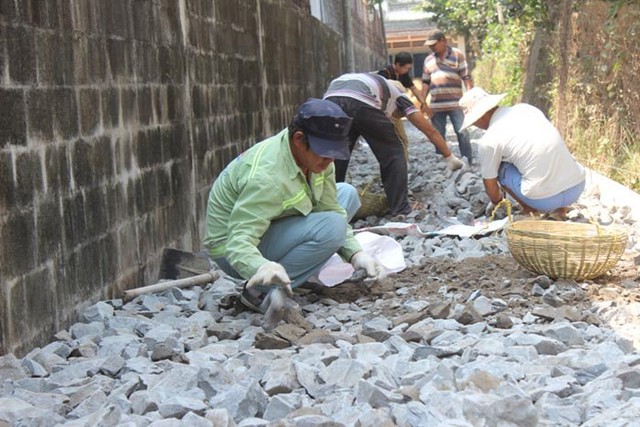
[349,0,387,70]
[0,0,384,355]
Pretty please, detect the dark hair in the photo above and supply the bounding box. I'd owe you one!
[394,52,413,66]
[287,122,310,147]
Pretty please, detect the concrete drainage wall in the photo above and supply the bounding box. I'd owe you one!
[0,0,385,356]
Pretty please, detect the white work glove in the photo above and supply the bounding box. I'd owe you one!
[444,154,464,171]
[351,252,386,282]
[485,201,497,218]
[247,261,293,297]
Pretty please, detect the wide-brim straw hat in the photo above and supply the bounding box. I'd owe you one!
[459,87,507,130]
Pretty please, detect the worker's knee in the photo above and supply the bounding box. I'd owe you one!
[314,212,348,249]
[337,182,361,220]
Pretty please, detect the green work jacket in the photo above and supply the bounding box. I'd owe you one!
[204,128,362,279]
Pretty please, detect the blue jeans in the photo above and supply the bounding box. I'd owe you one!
[213,183,361,289]
[432,108,473,163]
[498,162,585,212]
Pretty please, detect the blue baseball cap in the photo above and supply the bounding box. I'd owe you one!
[295,98,352,160]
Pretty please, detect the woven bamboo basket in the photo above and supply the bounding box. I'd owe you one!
[354,187,388,220]
[506,220,628,280]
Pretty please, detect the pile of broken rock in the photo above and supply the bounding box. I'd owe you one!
[1,123,639,426]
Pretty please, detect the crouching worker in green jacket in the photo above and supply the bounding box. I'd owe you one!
[204,98,385,321]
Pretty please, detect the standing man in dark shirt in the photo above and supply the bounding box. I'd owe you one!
[377,52,431,161]
[377,52,430,114]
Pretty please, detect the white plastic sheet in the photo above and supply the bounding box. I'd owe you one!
[314,231,406,287]
[355,218,510,238]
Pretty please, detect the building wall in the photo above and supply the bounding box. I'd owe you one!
[0,0,384,356]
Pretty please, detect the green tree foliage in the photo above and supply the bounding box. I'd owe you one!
[418,0,549,100]
[419,0,547,46]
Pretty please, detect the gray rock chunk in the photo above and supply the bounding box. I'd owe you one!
[207,323,242,341]
[413,345,462,360]
[286,413,343,426]
[532,275,553,289]
[42,341,73,359]
[261,358,300,396]
[10,388,70,415]
[254,332,291,350]
[61,403,122,426]
[100,355,125,377]
[139,295,168,312]
[130,390,158,415]
[531,284,545,296]
[70,321,105,340]
[294,362,323,399]
[350,342,388,364]
[263,392,311,421]
[71,338,99,358]
[617,369,640,389]
[123,356,159,375]
[208,380,268,421]
[274,324,307,345]
[180,411,215,426]
[204,408,236,426]
[427,302,450,319]
[188,311,215,329]
[150,342,183,362]
[535,394,583,425]
[25,348,66,374]
[391,310,429,328]
[67,390,108,419]
[319,359,370,388]
[20,358,48,377]
[355,380,404,408]
[97,334,140,359]
[82,301,115,323]
[297,330,340,346]
[390,401,438,427]
[494,314,513,329]
[47,358,108,386]
[542,322,585,346]
[363,317,391,331]
[472,296,493,316]
[461,393,538,427]
[455,306,483,325]
[105,315,140,334]
[508,331,567,356]
[158,396,208,419]
[143,364,202,404]
[357,408,396,426]
[542,288,565,307]
[182,326,208,352]
[0,397,33,422]
[144,324,181,352]
[505,346,538,362]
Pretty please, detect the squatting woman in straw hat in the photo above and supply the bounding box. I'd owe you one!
[459,87,586,218]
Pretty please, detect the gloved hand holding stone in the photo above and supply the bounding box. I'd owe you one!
[485,201,497,218]
[444,154,464,171]
[247,261,293,297]
[351,251,386,282]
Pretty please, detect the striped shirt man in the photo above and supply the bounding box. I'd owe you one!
[422,46,471,112]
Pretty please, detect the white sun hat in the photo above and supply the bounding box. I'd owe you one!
[459,87,507,130]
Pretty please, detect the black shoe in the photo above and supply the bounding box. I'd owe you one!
[219,293,239,310]
[240,283,266,314]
